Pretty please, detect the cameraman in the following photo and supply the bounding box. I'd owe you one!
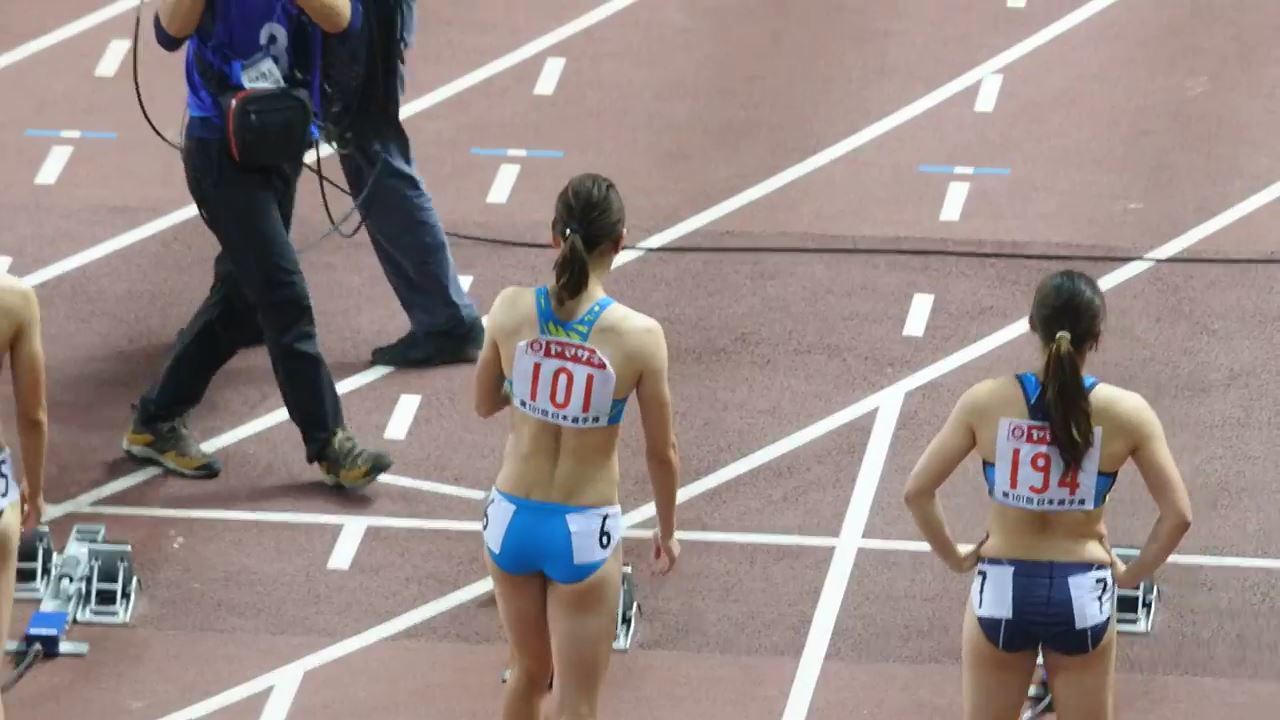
[125,0,392,488]
[322,0,485,369]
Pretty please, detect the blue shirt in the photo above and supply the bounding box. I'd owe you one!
[154,0,362,137]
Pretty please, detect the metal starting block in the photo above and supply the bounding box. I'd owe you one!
[5,523,140,660]
[15,525,55,600]
[1112,546,1159,634]
[613,563,639,652]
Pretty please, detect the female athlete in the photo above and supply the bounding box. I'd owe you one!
[902,269,1192,720]
[473,172,681,720]
[0,267,48,719]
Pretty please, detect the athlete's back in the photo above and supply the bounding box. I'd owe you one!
[484,283,666,508]
[965,372,1166,564]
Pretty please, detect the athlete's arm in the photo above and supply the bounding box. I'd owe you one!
[1114,393,1192,588]
[7,284,47,526]
[473,292,511,419]
[155,0,205,50]
[296,0,356,34]
[904,383,986,572]
[634,320,679,545]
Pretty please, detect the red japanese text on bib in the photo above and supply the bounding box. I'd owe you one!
[992,418,1103,512]
[510,337,617,428]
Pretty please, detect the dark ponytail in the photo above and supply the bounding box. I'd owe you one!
[1042,329,1092,469]
[552,229,591,306]
[1030,270,1106,470]
[550,173,626,307]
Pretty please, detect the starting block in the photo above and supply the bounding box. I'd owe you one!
[5,524,140,660]
[1112,546,1160,634]
[613,563,639,652]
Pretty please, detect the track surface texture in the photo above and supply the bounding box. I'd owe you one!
[2,0,1279,718]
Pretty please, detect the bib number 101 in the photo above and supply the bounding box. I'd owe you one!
[528,361,595,413]
[1010,448,1079,496]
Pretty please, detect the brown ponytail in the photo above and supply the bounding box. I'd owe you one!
[553,229,591,306]
[1029,270,1106,471]
[550,173,626,307]
[1042,329,1092,469]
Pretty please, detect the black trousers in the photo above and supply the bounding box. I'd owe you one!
[136,126,344,462]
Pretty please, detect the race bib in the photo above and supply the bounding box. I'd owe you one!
[0,448,14,509]
[971,562,1014,620]
[240,52,285,89]
[481,489,517,555]
[992,418,1102,511]
[509,337,618,428]
[564,506,623,566]
[1067,567,1114,630]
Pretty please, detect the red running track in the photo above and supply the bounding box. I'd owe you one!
[1,0,1279,717]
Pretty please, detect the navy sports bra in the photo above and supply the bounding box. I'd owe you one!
[982,372,1119,508]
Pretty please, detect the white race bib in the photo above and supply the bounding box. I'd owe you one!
[0,448,15,510]
[971,563,1014,620]
[240,53,285,89]
[992,418,1102,511]
[564,506,623,565]
[482,489,517,555]
[509,337,618,428]
[1067,567,1114,630]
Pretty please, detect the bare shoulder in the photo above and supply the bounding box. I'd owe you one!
[605,302,665,346]
[1090,381,1158,427]
[0,275,36,318]
[958,376,1014,409]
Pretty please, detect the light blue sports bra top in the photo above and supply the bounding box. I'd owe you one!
[504,286,630,425]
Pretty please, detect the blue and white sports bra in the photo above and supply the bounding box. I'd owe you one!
[504,286,629,427]
[982,372,1119,511]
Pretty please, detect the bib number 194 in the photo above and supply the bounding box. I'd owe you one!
[1010,447,1079,497]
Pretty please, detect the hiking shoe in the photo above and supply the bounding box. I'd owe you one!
[122,410,222,478]
[371,317,484,368]
[318,429,392,489]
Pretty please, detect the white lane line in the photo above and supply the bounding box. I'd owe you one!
[33,146,74,186]
[21,0,639,292]
[93,38,131,78]
[902,292,935,337]
[859,538,1280,572]
[974,73,1004,112]
[939,180,970,222]
[383,394,422,441]
[781,392,903,720]
[379,474,488,501]
[326,522,367,571]
[459,274,474,292]
[0,257,12,274]
[258,670,303,720]
[485,163,521,204]
[0,0,153,72]
[611,0,1121,267]
[1009,0,1028,8]
[532,56,566,95]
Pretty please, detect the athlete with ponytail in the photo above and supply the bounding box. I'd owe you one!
[903,269,1192,719]
[473,172,681,720]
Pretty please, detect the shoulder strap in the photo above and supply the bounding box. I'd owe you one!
[534,286,616,342]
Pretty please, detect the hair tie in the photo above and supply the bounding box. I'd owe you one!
[1055,330,1072,344]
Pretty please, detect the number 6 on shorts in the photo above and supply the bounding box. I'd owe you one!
[566,507,622,565]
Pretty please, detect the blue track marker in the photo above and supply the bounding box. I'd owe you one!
[470,147,564,158]
[25,129,117,140]
[917,164,1011,176]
